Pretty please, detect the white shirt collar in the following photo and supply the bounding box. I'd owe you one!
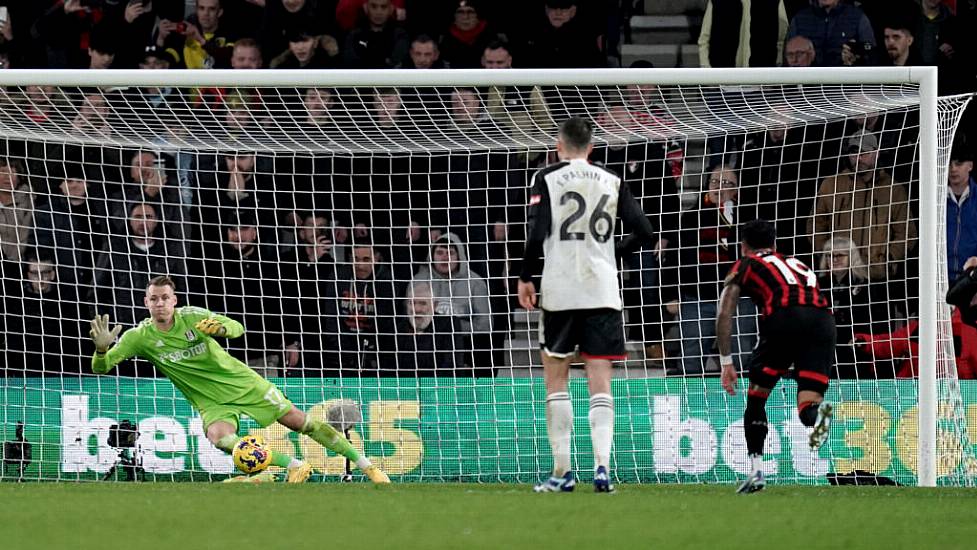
[948,184,971,206]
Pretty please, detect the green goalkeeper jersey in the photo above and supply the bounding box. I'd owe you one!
[91,306,264,409]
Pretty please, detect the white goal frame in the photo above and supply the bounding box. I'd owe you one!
[0,66,943,486]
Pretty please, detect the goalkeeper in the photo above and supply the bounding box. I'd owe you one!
[89,275,390,484]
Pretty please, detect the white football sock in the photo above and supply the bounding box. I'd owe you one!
[750,454,763,475]
[589,393,614,471]
[546,392,573,477]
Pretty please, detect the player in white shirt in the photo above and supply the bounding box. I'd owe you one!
[518,117,655,492]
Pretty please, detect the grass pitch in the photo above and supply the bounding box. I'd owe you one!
[1,483,975,550]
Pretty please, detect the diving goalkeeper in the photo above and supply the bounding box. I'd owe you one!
[89,275,390,484]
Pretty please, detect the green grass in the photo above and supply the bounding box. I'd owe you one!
[1,483,976,550]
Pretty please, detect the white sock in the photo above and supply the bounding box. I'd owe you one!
[750,453,763,475]
[546,392,573,476]
[356,456,372,470]
[288,458,304,469]
[589,393,614,471]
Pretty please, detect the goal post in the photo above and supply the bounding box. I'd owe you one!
[0,67,972,486]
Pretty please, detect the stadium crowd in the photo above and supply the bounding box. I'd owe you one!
[0,0,976,380]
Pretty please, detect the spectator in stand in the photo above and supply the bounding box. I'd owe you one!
[91,202,188,330]
[0,5,14,69]
[397,34,448,123]
[947,256,977,379]
[369,87,405,131]
[522,0,604,69]
[188,211,296,376]
[30,161,110,299]
[393,281,470,376]
[439,0,496,69]
[86,29,115,69]
[624,61,685,181]
[156,0,235,69]
[193,152,280,247]
[33,0,113,68]
[295,87,340,131]
[215,89,268,138]
[400,34,445,69]
[787,0,876,67]
[112,150,188,239]
[20,85,61,125]
[881,16,921,67]
[918,0,970,93]
[111,0,160,69]
[947,137,976,282]
[480,38,512,68]
[336,0,406,33]
[783,34,815,67]
[342,0,409,69]
[817,235,892,378]
[808,130,916,281]
[121,46,189,140]
[737,120,824,258]
[852,318,920,377]
[0,156,34,264]
[413,232,493,374]
[953,307,977,380]
[271,25,340,68]
[140,44,178,70]
[668,165,756,375]
[450,87,498,132]
[291,211,343,273]
[260,0,340,68]
[697,0,788,68]
[231,38,263,69]
[949,256,977,327]
[331,238,397,372]
[481,40,555,137]
[277,212,344,376]
[71,88,114,140]
[592,102,680,362]
[2,255,84,375]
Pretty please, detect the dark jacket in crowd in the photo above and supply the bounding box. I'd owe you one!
[392,315,467,376]
[2,277,83,375]
[343,20,409,68]
[787,2,876,66]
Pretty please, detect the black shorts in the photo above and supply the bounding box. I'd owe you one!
[748,306,836,392]
[540,308,626,360]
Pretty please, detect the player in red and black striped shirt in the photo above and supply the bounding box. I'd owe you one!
[716,220,835,494]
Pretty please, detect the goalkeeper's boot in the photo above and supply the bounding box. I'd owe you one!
[593,466,615,493]
[533,471,576,493]
[736,471,766,494]
[287,462,314,483]
[809,402,834,450]
[363,465,391,484]
[223,472,277,484]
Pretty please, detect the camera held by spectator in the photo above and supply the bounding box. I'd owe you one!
[843,39,874,66]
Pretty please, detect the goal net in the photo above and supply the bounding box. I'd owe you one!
[0,68,973,486]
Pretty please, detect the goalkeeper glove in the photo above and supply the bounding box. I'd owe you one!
[195,317,227,337]
[89,314,122,353]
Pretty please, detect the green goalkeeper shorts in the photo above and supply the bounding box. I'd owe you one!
[199,379,293,432]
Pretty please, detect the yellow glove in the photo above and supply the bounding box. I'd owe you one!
[195,318,226,337]
[89,314,122,353]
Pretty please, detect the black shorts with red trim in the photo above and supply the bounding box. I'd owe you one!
[539,308,626,360]
[748,306,836,393]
